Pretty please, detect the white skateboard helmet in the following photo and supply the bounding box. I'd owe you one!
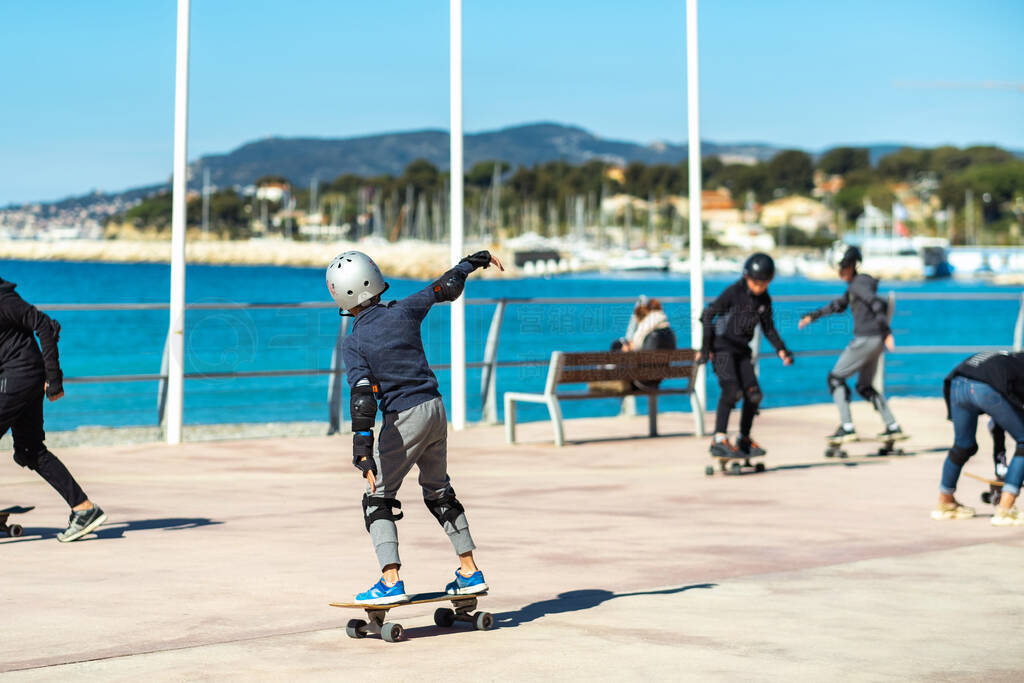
[326,251,387,311]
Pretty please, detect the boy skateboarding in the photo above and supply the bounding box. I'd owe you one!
[798,246,906,446]
[933,351,1024,526]
[698,253,794,460]
[326,250,501,604]
[0,277,106,541]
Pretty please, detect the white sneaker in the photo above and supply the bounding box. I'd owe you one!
[991,506,1024,526]
[930,501,975,520]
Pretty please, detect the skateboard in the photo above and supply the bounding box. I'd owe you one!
[705,455,765,476]
[330,591,492,643]
[824,435,908,459]
[964,471,1004,505]
[0,506,34,537]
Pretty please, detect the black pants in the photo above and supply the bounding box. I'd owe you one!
[1,384,87,508]
[711,350,762,436]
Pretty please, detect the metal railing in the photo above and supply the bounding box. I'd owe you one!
[41,290,1024,433]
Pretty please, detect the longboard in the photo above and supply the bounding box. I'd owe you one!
[0,506,34,537]
[964,471,1004,505]
[825,435,909,459]
[330,591,491,642]
[705,454,765,476]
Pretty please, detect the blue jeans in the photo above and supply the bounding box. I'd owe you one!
[941,377,1024,496]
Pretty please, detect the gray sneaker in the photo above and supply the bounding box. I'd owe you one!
[57,505,107,542]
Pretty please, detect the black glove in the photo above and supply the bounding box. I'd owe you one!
[781,349,795,363]
[696,349,710,365]
[45,373,64,398]
[352,432,377,478]
[460,251,492,270]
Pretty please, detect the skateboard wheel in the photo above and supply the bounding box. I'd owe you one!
[9,524,22,537]
[981,492,993,505]
[824,449,835,458]
[434,607,455,628]
[346,619,367,639]
[729,462,741,475]
[704,466,714,476]
[381,621,403,642]
[473,611,493,631]
[754,462,765,473]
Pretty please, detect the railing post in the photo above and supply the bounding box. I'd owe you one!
[327,316,351,435]
[875,291,896,391]
[750,324,762,378]
[1014,292,1024,351]
[157,329,171,430]
[480,299,507,424]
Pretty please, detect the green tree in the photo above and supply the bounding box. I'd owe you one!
[400,159,440,193]
[766,150,814,195]
[818,147,870,175]
[466,160,510,187]
[877,147,930,179]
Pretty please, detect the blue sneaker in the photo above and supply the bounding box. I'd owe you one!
[354,578,408,605]
[445,569,488,595]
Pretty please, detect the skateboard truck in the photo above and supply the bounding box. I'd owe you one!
[0,506,34,538]
[334,592,492,643]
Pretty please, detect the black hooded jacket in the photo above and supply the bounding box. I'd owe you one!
[700,278,789,356]
[943,351,1024,418]
[0,279,62,395]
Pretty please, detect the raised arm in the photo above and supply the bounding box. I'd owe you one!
[397,251,500,322]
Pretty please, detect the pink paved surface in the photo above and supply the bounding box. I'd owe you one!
[2,398,1022,680]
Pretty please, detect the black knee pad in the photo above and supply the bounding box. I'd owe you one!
[827,373,850,401]
[948,444,978,467]
[362,494,403,532]
[12,446,45,471]
[1014,444,1024,460]
[425,492,465,528]
[856,383,880,403]
[745,386,763,405]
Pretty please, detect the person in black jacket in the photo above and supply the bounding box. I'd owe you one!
[933,351,1024,526]
[699,253,794,459]
[0,278,105,541]
[799,246,906,444]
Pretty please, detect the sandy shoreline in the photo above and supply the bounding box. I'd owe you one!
[0,237,512,280]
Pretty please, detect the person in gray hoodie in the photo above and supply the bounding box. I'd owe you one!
[799,247,907,445]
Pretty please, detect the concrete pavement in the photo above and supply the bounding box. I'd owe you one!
[2,398,1020,681]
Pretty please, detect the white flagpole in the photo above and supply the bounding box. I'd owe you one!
[167,0,190,444]
[686,0,706,435]
[450,0,466,430]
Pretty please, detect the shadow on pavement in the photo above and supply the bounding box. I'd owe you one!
[0,517,223,544]
[497,583,717,628]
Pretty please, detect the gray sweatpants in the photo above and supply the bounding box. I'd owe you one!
[364,397,475,569]
[830,335,897,427]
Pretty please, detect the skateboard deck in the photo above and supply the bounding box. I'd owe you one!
[964,471,1004,505]
[825,435,908,459]
[0,506,34,537]
[705,454,765,476]
[331,591,491,642]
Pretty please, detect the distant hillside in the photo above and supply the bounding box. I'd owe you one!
[190,122,784,190]
[7,122,1022,213]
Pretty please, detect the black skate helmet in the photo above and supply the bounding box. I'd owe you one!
[838,246,862,270]
[742,253,775,282]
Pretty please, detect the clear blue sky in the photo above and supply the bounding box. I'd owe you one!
[1,0,1021,205]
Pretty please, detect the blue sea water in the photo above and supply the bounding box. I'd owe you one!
[0,259,1018,432]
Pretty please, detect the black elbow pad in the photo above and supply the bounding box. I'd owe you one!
[432,270,466,302]
[350,383,377,432]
